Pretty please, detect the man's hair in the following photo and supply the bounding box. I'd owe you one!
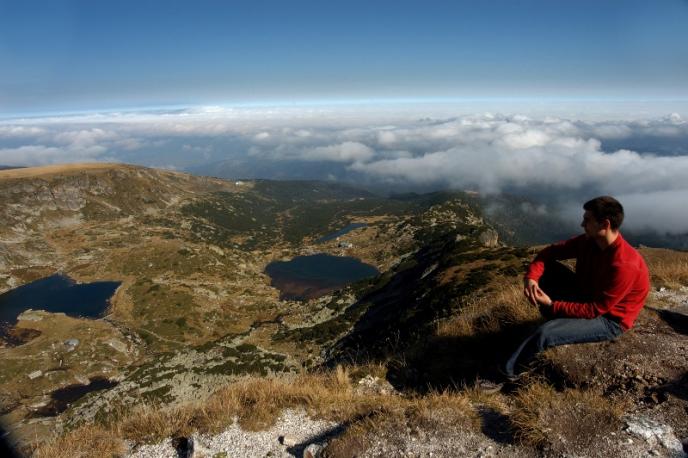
[583,196,624,230]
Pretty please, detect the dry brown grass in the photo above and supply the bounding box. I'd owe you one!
[640,247,688,288]
[510,380,625,452]
[437,281,540,338]
[0,163,126,180]
[32,368,478,457]
[32,424,126,458]
[324,389,479,457]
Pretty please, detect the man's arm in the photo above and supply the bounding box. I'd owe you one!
[551,264,634,319]
[525,235,584,282]
[523,235,583,304]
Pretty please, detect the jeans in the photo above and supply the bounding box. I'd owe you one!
[504,315,624,377]
[505,261,624,378]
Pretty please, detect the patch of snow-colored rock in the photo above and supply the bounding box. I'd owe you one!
[625,416,687,457]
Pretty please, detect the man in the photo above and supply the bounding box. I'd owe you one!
[504,195,650,379]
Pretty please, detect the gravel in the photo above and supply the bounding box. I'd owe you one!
[127,408,337,458]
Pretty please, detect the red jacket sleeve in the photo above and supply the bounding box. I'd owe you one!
[525,235,583,282]
[552,263,635,319]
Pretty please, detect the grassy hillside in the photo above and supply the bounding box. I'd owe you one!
[31,239,688,458]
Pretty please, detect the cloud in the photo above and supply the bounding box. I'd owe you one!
[302,141,375,162]
[0,144,109,166]
[616,189,688,233]
[1,105,688,233]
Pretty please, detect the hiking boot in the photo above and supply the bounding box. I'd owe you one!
[498,368,523,383]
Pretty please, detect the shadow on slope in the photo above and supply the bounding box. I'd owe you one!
[321,231,536,392]
[652,307,688,335]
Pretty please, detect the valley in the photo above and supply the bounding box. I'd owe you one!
[0,163,494,447]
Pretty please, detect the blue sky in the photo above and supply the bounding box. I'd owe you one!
[1,0,687,114]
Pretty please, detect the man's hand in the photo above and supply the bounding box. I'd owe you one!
[523,278,540,305]
[524,278,553,307]
[533,288,552,307]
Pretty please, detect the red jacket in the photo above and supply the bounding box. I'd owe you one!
[525,233,650,330]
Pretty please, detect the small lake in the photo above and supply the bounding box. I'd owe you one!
[265,253,379,300]
[31,376,119,417]
[316,223,368,244]
[0,274,121,338]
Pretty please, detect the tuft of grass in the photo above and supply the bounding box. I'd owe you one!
[640,247,688,288]
[117,404,197,444]
[32,424,126,458]
[437,282,540,338]
[510,380,625,451]
[324,389,478,457]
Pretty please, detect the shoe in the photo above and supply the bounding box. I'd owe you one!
[498,367,522,383]
[475,379,504,394]
[499,364,536,383]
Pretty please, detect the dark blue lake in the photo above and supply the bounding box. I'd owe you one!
[0,274,121,337]
[265,253,379,300]
[316,223,368,243]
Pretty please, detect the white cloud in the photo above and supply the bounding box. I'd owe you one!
[616,189,688,233]
[2,105,688,233]
[302,141,375,163]
[0,144,108,166]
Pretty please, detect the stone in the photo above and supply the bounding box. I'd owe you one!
[478,229,499,248]
[28,370,43,380]
[279,434,297,447]
[356,374,395,395]
[304,443,323,458]
[17,309,44,321]
[107,338,128,353]
[625,416,686,455]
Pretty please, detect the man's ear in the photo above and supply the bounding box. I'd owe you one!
[602,219,612,231]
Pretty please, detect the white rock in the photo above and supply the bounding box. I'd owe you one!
[107,338,128,353]
[18,309,44,321]
[279,434,298,447]
[304,443,323,458]
[28,370,43,380]
[478,229,499,248]
[625,416,686,455]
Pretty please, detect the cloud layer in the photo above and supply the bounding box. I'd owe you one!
[1,105,688,233]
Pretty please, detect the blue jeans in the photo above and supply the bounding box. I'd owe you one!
[505,315,624,377]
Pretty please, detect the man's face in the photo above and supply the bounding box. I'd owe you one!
[581,210,607,238]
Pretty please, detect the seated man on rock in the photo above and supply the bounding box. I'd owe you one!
[505,195,650,380]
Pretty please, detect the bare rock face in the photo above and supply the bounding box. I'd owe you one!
[478,229,499,248]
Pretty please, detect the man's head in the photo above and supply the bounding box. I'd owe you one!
[581,196,624,238]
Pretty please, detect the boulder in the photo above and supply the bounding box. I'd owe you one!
[478,229,499,248]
